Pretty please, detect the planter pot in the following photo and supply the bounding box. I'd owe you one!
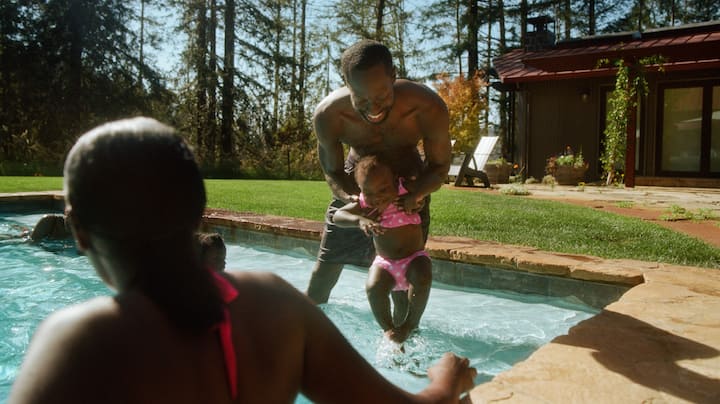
[484,163,512,184]
[553,165,588,185]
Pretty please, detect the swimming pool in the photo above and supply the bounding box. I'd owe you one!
[0,212,598,402]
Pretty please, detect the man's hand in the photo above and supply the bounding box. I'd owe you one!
[358,217,384,236]
[395,192,425,214]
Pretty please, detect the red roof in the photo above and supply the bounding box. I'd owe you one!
[494,21,720,84]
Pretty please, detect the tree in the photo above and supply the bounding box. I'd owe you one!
[221,0,235,158]
[434,72,488,152]
[1,0,168,168]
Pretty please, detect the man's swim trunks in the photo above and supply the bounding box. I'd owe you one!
[210,272,239,399]
[372,250,430,291]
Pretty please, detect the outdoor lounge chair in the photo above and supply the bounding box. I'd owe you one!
[447,136,499,187]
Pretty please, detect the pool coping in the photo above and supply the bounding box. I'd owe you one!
[3,192,719,402]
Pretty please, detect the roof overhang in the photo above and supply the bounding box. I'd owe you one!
[494,21,720,84]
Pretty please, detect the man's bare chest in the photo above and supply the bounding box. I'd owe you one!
[340,120,422,151]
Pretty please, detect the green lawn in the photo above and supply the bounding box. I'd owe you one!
[2,176,719,269]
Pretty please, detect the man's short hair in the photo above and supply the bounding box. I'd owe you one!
[64,117,206,241]
[341,39,393,83]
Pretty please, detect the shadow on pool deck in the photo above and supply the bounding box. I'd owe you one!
[2,191,720,403]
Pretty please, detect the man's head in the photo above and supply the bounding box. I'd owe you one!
[64,117,205,244]
[196,232,227,272]
[341,40,396,125]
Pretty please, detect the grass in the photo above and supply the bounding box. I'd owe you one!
[2,176,719,269]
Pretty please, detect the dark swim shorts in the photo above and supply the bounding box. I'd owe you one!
[315,196,431,267]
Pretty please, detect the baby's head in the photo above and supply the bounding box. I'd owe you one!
[355,154,397,210]
[196,232,227,272]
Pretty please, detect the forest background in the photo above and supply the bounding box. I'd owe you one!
[2,0,719,179]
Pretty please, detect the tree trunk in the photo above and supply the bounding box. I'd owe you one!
[272,1,281,134]
[588,0,596,35]
[139,0,145,86]
[221,0,235,157]
[290,0,298,113]
[67,0,85,111]
[520,0,527,49]
[297,0,307,133]
[485,0,492,130]
[375,0,385,41]
[207,0,218,162]
[195,0,208,153]
[455,0,463,76]
[466,0,478,78]
[498,0,509,157]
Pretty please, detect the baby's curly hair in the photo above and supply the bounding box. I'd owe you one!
[354,154,394,184]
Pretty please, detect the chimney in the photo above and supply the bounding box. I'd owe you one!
[525,16,555,51]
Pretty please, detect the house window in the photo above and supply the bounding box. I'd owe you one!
[661,87,702,172]
[658,83,720,176]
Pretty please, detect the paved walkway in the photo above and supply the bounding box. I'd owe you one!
[517,184,720,214]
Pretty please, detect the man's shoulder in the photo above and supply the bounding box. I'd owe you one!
[314,86,352,117]
[395,79,445,108]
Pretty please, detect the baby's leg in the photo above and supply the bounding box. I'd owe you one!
[366,263,396,332]
[391,291,408,326]
[395,254,432,341]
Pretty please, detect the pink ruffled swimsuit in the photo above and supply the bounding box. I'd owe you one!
[359,179,429,291]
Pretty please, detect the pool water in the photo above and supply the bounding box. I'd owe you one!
[0,213,598,402]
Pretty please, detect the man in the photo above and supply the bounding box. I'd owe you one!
[9,117,475,403]
[307,39,451,311]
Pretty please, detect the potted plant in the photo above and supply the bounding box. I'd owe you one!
[546,147,588,185]
[484,158,512,184]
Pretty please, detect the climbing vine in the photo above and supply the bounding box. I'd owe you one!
[599,56,663,185]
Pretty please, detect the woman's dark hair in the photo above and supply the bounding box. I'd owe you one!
[64,117,223,332]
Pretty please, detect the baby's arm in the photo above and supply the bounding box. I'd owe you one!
[332,202,384,236]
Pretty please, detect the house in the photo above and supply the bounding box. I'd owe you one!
[492,18,720,187]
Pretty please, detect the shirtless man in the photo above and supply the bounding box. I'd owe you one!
[9,117,475,404]
[306,40,451,310]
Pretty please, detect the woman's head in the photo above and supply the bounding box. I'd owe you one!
[64,117,205,243]
[355,155,397,210]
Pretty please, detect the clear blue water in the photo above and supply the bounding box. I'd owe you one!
[0,213,598,402]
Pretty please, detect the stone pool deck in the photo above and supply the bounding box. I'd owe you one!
[2,191,719,403]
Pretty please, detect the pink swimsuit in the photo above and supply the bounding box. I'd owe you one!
[358,179,421,228]
[210,271,239,399]
[359,179,428,291]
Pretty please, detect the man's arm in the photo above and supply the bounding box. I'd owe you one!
[399,87,451,212]
[314,107,359,203]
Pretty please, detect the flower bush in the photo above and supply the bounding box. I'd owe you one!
[546,146,587,174]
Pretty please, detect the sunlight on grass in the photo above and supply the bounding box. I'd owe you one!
[2,177,719,268]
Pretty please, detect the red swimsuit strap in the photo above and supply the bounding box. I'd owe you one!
[210,272,239,399]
